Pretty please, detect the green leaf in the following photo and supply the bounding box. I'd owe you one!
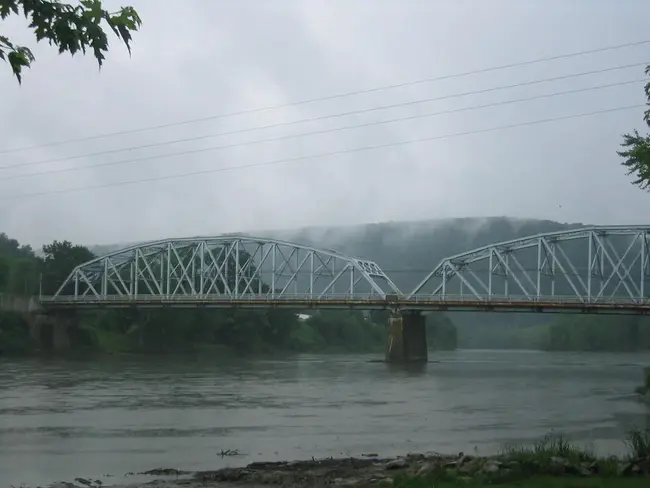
[0,0,19,19]
[2,0,141,82]
[7,46,33,84]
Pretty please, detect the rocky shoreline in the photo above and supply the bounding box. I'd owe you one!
[48,450,650,488]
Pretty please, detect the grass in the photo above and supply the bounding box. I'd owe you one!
[393,430,650,488]
[394,477,650,487]
[502,434,596,464]
[497,434,617,478]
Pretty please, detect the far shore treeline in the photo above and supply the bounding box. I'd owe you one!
[3,216,650,355]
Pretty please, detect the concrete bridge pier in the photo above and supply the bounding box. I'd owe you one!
[28,312,75,351]
[385,310,428,363]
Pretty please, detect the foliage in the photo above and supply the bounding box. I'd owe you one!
[543,315,650,352]
[618,65,650,190]
[41,240,95,294]
[0,232,39,294]
[393,475,648,487]
[393,433,649,487]
[627,428,650,460]
[0,310,31,354]
[0,0,141,83]
[426,312,457,350]
[303,310,384,352]
[0,231,455,355]
[502,434,596,468]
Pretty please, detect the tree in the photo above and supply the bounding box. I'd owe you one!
[40,240,95,294]
[618,65,650,190]
[1,0,141,83]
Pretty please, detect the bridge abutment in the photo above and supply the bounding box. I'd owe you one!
[27,313,74,351]
[385,311,428,363]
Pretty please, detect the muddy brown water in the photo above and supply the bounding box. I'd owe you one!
[1,349,649,487]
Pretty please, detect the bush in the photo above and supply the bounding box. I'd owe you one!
[627,428,650,460]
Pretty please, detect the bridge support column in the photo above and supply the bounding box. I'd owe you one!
[385,311,427,363]
[27,312,74,351]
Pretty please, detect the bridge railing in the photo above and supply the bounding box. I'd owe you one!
[38,293,394,303]
[37,293,650,306]
[407,295,650,305]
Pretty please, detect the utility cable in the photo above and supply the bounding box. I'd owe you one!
[1,38,648,155]
[0,79,642,182]
[2,61,645,172]
[0,103,642,201]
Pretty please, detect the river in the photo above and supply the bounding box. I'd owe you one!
[1,349,649,487]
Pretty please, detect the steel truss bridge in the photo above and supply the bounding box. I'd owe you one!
[38,226,650,314]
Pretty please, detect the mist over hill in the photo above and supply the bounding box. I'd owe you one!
[86,216,588,349]
[89,216,584,292]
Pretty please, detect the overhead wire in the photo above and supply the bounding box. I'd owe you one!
[2,61,646,173]
[0,77,643,182]
[1,38,649,155]
[0,103,642,201]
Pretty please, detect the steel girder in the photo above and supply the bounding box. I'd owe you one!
[50,235,401,302]
[408,225,650,304]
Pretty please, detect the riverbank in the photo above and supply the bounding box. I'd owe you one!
[51,444,650,488]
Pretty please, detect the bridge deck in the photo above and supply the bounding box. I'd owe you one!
[37,296,650,314]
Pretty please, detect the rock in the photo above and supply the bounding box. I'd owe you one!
[458,458,482,475]
[550,456,569,466]
[332,477,364,486]
[48,483,77,488]
[578,463,592,477]
[141,468,188,476]
[637,456,650,474]
[194,468,251,482]
[375,478,394,487]
[406,452,425,460]
[618,462,641,476]
[416,462,438,477]
[548,456,578,475]
[586,461,599,474]
[503,459,521,469]
[458,454,474,464]
[385,458,408,470]
[74,479,91,487]
[257,471,287,484]
[248,461,287,469]
[480,460,501,474]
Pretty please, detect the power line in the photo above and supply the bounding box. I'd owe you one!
[4,62,645,173]
[1,79,641,182]
[0,103,641,201]
[1,38,649,155]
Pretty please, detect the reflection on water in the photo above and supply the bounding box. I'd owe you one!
[1,350,649,486]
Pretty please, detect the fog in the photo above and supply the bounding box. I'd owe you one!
[1,0,649,249]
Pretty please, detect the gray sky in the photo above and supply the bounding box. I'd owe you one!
[1,0,649,247]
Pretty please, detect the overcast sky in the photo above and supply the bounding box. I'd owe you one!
[1,0,649,247]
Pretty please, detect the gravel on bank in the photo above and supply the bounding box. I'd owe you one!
[45,450,650,488]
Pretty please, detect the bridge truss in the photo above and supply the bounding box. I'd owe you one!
[45,236,401,308]
[408,225,650,310]
[40,226,650,313]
